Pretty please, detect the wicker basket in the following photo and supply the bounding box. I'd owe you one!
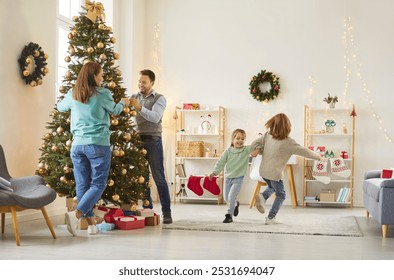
[177,141,204,157]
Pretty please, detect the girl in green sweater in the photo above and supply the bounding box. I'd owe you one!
[209,129,259,223]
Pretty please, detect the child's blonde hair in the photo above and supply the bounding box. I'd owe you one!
[230,129,246,146]
[265,113,291,140]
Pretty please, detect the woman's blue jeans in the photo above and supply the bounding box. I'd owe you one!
[262,178,286,218]
[71,144,111,218]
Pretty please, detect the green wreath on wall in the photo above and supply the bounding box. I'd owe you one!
[249,69,280,103]
[18,42,48,87]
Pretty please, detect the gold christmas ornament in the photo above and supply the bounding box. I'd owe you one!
[117,69,122,76]
[131,110,137,117]
[110,37,116,43]
[44,53,48,60]
[51,145,58,152]
[60,176,67,183]
[123,133,131,141]
[113,53,120,59]
[112,194,120,201]
[33,50,40,57]
[138,176,145,184]
[65,56,71,63]
[65,71,72,79]
[97,42,104,49]
[43,67,49,74]
[143,200,150,207]
[57,126,64,134]
[98,23,105,30]
[121,168,127,175]
[111,118,119,126]
[130,205,137,212]
[87,47,94,53]
[63,166,71,173]
[30,81,37,87]
[112,149,120,157]
[38,162,45,169]
[23,70,30,77]
[44,133,51,139]
[66,139,72,147]
[107,179,114,186]
[108,81,116,88]
[99,54,107,60]
[37,79,43,85]
[25,57,32,64]
[72,16,78,22]
[141,149,147,155]
[119,150,125,157]
[68,33,73,39]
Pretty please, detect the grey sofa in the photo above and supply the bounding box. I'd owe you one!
[363,170,394,237]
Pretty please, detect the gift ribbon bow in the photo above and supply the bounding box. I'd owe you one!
[85,0,105,23]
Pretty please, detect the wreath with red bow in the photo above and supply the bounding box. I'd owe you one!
[249,69,280,103]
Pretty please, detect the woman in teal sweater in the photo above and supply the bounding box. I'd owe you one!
[57,62,129,236]
[209,129,259,223]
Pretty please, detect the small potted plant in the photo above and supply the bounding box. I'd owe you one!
[323,93,338,109]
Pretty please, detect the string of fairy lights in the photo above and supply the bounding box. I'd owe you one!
[343,16,393,144]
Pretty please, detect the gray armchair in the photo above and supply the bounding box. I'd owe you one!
[363,170,394,238]
[0,145,57,245]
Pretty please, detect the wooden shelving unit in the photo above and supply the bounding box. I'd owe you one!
[302,105,356,207]
[173,106,226,204]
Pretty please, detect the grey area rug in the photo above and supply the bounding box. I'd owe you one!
[163,215,363,237]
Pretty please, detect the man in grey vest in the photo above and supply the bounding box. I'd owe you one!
[130,69,172,224]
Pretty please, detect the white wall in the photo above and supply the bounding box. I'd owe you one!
[122,0,394,207]
[0,0,67,221]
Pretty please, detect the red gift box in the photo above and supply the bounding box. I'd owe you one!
[114,216,145,230]
[103,208,124,224]
[145,213,160,226]
[381,169,393,179]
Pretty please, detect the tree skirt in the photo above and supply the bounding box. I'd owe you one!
[163,215,362,237]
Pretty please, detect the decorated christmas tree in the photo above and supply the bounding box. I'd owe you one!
[36,2,150,208]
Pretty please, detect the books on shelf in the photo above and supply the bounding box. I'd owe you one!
[176,164,186,177]
[336,187,351,203]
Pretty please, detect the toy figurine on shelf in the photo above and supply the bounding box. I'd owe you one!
[199,114,212,134]
[325,119,336,133]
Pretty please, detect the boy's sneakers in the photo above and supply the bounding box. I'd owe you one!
[223,214,233,223]
[233,201,240,217]
[255,194,266,214]
[65,211,79,237]
[265,217,281,225]
[87,225,98,235]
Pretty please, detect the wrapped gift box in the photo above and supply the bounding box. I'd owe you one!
[177,141,204,157]
[103,208,124,224]
[114,216,145,230]
[96,222,115,231]
[145,213,160,226]
[136,208,155,217]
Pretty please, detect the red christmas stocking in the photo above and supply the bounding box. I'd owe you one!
[202,176,221,195]
[187,176,204,196]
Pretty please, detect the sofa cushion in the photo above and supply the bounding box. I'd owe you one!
[363,178,386,202]
[381,169,393,178]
